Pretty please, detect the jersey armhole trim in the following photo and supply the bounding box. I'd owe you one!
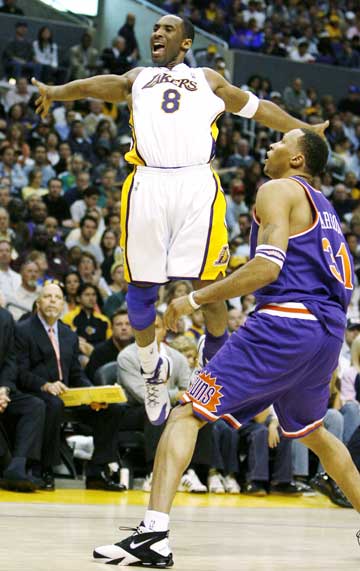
[288,177,319,240]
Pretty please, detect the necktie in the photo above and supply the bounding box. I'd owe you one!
[48,326,63,381]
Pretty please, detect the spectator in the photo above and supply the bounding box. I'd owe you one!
[118,13,140,62]
[24,144,56,187]
[62,282,111,361]
[76,251,111,301]
[100,229,120,284]
[7,260,41,321]
[0,0,23,14]
[0,207,16,248]
[69,31,100,80]
[0,239,21,298]
[0,181,11,209]
[63,270,81,313]
[63,169,90,206]
[102,261,128,319]
[67,120,93,162]
[0,308,46,492]
[289,41,316,63]
[243,0,266,28]
[102,36,133,75]
[0,146,27,193]
[33,26,64,84]
[66,215,104,264]
[230,18,264,51]
[70,186,101,225]
[225,179,248,237]
[45,132,60,167]
[15,282,126,491]
[208,419,241,494]
[44,215,61,243]
[85,308,133,382]
[283,77,307,117]
[338,85,360,116]
[3,77,33,113]
[169,335,197,370]
[83,99,117,140]
[241,408,301,496]
[227,308,245,333]
[194,44,219,68]
[2,21,41,80]
[184,308,205,344]
[21,168,48,200]
[337,40,360,68]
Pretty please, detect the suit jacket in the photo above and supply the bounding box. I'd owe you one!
[0,307,17,393]
[15,314,91,392]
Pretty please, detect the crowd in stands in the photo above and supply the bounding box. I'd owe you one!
[157,0,360,68]
[0,4,359,503]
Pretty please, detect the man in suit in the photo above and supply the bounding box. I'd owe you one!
[15,282,126,491]
[0,307,45,491]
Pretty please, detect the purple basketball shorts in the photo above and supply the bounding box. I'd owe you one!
[180,310,342,438]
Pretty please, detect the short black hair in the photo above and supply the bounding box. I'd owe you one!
[77,282,99,297]
[80,214,98,228]
[182,18,195,42]
[111,308,129,324]
[84,186,100,198]
[299,129,329,176]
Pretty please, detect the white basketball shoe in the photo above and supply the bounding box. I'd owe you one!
[143,355,172,425]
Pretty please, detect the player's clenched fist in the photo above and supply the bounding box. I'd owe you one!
[164,295,193,331]
[31,77,53,119]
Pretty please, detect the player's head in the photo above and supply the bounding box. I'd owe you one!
[151,15,194,67]
[264,128,328,179]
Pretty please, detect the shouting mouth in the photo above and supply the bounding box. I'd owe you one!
[152,42,166,57]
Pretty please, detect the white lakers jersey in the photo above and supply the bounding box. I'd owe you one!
[126,63,225,168]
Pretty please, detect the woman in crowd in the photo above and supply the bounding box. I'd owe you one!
[63,270,82,313]
[22,168,48,200]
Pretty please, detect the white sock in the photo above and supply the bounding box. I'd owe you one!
[137,340,159,374]
[144,510,169,532]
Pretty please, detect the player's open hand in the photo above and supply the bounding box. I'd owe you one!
[31,77,52,119]
[164,295,193,331]
[311,120,329,139]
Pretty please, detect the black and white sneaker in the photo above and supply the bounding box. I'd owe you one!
[93,522,174,567]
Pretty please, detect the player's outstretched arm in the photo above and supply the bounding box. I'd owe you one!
[164,180,292,331]
[204,68,328,137]
[32,67,143,119]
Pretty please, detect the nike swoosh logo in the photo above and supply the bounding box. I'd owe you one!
[130,538,154,549]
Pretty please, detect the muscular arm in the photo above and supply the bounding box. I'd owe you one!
[183,180,292,306]
[191,191,288,305]
[204,68,328,135]
[32,67,143,118]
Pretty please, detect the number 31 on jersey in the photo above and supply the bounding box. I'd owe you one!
[322,238,353,290]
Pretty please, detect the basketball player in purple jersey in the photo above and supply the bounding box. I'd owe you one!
[93,128,360,567]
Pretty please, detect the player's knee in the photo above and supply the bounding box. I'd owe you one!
[126,284,159,330]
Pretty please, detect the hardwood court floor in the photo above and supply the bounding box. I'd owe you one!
[0,488,359,570]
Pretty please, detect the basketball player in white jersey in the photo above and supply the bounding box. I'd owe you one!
[33,15,328,429]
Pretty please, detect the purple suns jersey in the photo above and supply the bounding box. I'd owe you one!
[250,175,354,340]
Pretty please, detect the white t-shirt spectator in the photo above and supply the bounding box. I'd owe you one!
[33,40,58,68]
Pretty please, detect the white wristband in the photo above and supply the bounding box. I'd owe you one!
[234,91,259,119]
[188,291,201,310]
